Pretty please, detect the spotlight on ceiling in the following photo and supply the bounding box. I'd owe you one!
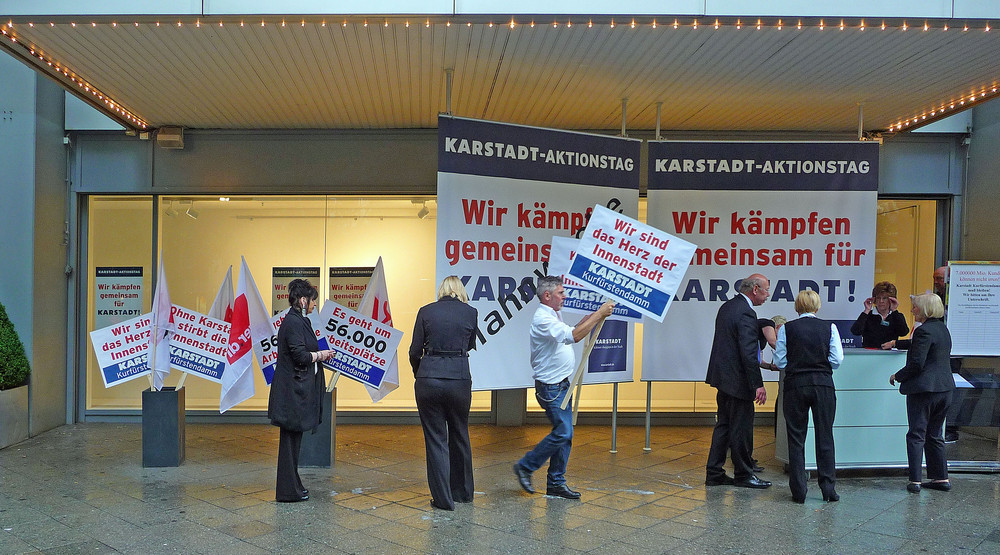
[417,203,430,219]
[164,201,178,217]
[185,206,199,219]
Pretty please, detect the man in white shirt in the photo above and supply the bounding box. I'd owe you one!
[513,276,615,499]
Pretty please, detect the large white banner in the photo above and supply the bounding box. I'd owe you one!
[437,116,640,390]
[643,141,879,381]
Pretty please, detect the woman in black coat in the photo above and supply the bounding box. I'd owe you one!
[851,281,910,348]
[890,292,954,493]
[268,279,331,502]
[409,276,478,510]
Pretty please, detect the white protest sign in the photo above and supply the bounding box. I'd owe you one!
[94,266,144,329]
[168,304,230,383]
[310,302,403,390]
[89,312,153,387]
[549,236,643,321]
[569,204,696,322]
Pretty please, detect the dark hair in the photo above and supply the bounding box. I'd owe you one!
[287,278,318,308]
[872,281,897,298]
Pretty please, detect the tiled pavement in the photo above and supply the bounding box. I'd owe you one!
[2,422,1000,554]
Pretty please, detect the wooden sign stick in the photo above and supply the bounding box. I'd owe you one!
[560,319,606,411]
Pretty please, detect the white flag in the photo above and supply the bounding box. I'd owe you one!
[209,266,235,323]
[359,257,399,402]
[220,257,262,412]
[148,252,174,390]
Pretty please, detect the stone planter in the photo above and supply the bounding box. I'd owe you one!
[0,385,29,449]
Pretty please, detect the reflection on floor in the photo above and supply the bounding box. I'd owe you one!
[2,423,1000,554]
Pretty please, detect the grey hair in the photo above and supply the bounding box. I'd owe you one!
[738,275,766,295]
[536,276,563,298]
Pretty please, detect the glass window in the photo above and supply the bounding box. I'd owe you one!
[86,195,491,412]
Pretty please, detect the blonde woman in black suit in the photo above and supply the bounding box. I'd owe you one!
[409,276,478,510]
[890,292,955,493]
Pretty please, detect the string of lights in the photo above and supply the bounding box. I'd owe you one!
[2,16,997,134]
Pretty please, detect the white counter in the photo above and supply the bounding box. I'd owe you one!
[775,349,909,469]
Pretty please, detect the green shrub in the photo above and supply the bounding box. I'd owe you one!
[0,302,30,390]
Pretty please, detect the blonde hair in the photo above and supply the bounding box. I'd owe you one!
[437,275,469,303]
[794,290,821,315]
[911,292,945,320]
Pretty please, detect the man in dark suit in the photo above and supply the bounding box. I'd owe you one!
[705,273,772,489]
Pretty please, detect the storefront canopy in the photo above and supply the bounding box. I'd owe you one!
[3,8,1000,134]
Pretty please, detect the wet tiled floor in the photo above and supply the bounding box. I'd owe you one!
[2,422,1000,554]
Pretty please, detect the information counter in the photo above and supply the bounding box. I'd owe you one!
[775,349,908,469]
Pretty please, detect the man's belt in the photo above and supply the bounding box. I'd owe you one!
[424,349,468,357]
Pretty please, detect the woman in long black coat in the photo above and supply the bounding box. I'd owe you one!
[268,279,330,502]
[890,292,955,493]
[409,276,478,510]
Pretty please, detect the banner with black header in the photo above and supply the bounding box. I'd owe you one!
[437,116,640,390]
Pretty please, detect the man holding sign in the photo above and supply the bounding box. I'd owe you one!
[513,276,614,499]
[705,274,772,490]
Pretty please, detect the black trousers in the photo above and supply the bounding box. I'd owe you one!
[415,377,474,510]
[275,427,305,501]
[906,390,951,483]
[706,390,755,481]
[783,385,837,500]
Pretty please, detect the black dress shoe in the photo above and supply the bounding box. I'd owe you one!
[906,482,921,493]
[301,489,308,496]
[546,485,581,499]
[276,494,309,503]
[822,491,840,502]
[513,463,535,494]
[791,495,805,504]
[705,475,735,486]
[734,476,771,489]
[922,481,952,491]
[752,464,765,473]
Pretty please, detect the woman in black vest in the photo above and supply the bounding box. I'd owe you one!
[268,279,331,502]
[890,292,954,493]
[409,276,478,510]
[775,290,844,503]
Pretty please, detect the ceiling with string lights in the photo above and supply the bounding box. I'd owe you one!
[2,15,999,134]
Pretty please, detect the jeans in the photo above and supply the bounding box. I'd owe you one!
[518,379,573,488]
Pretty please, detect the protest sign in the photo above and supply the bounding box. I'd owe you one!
[253,308,288,385]
[94,266,143,329]
[168,304,229,383]
[570,204,696,323]
[89,312,152,387]
[311,302,403,390]
[549,236,642,321]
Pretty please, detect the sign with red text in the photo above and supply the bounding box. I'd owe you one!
[548,236,642,321]
[271,267,320,315]
[642,141,878,381]
[329,266,374,310]
[169,304,230,383]
[437,116,640,390]
[89,312,152,387]
[571,205,696,322]
[310,302,403,389]
[94,266,144,329]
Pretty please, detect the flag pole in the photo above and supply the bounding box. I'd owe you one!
[326,370,341,392]
[176,372,187,390]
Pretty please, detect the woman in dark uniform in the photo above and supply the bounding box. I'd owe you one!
[890,292,954,493]
[775,290,844,503]
[409,276,478,510]
[268,279,331,502]
[850,281,909,348]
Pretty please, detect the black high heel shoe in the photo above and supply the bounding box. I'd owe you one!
[822,491,839,502]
